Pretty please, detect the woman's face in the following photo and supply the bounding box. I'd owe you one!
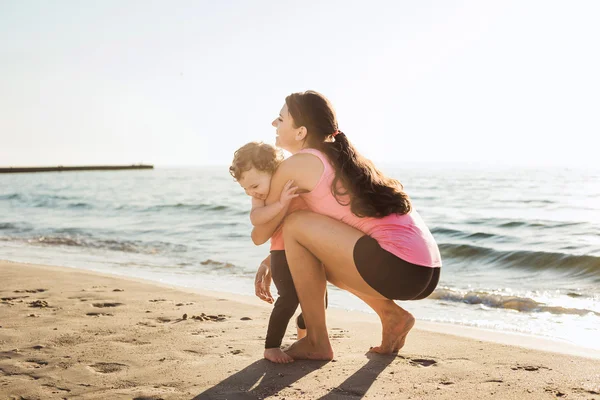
[272,103,303,153]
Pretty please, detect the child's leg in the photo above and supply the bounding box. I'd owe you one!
[264,251,299,363]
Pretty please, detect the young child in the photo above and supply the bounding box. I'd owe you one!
[229,142,327,364]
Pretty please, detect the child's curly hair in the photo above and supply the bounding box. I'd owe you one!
[229,142,284,181]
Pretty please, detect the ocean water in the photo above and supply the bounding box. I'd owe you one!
[1,166,599,350]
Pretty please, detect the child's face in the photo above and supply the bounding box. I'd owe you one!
[238,167,271,200]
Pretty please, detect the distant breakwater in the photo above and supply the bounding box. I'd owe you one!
[0,164,154,173]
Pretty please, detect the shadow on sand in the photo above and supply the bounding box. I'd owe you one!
[194,352,396,399]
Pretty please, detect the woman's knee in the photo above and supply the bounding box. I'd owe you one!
[282,210,312,237]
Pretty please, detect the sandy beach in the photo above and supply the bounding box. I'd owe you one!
[1,260,599,400]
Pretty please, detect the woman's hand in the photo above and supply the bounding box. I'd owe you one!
[255,256,274,304]
[278,180,299,208]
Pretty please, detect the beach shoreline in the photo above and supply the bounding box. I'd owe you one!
[1,259,599,399]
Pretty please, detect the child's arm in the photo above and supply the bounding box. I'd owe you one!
[249,197,281,226]
[249,180,298,226]
[254,254,273,303]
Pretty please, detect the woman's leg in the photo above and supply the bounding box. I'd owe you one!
[282,215,333,360]
[282,211,415,359]
[296,289,327,340]
[342,287,415,353]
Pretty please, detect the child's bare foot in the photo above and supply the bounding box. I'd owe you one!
[264,348,294,364]
[297,327,307,340]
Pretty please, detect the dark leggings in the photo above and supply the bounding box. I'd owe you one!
[265,250,328,349]
[353,235,441,300]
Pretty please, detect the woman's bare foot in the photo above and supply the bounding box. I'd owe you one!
[285,337,334,361]
[296,327,307,340]
[264,348,294,364]
[369,307,415,354]
[392,316,415,352]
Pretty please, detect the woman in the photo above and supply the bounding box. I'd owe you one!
[252,91,441,361]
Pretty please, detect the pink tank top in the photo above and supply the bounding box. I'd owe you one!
[297,148,442,268]
[270,197,308,251]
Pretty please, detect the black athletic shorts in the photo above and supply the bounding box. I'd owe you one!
[353,235,440,301]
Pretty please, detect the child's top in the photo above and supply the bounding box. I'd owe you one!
[270,197,308,251]
[297,148,442,268]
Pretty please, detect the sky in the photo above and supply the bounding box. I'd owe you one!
[1,0,599,168]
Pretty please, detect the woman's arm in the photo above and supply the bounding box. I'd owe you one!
[251,153,323,245]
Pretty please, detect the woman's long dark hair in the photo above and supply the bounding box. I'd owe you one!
[285,90,411,218]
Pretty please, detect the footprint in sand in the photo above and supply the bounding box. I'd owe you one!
[190,313,227,322]
[20,359,49,369]
[331,334,349,339]
[40,383,71,394]
[14,289,47,293]
[330,328,349,339]
[116,338,151,345]
[544,388,568,397]
[29,300,49,308]
[52,334,86,347]
[86,312,114,317]
[41,383,71,393]
[0,350,21,360]
[572,388,600,396]
[1,295,30,304]
[2,296,30,300]
[89,362,127,373]
[67,295,94,301]
[92,302,123,308]
[511,365,551,371]
[406,357,438,367]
